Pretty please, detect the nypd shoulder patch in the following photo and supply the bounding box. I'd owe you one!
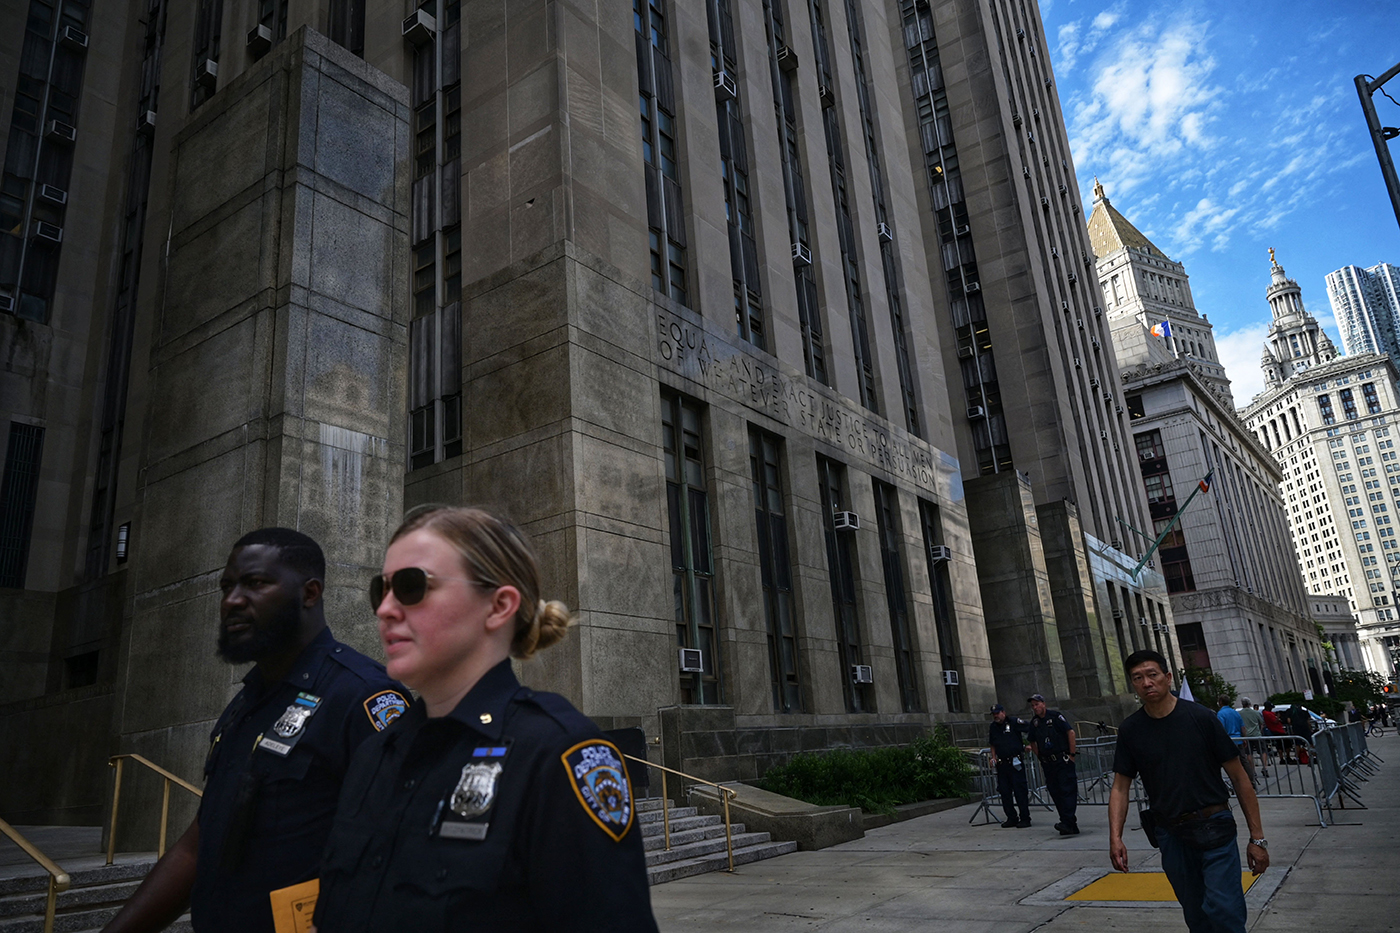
[363,690,409,732]
[561,739,634,842]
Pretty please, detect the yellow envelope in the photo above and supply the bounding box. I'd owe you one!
[269,878,319,933]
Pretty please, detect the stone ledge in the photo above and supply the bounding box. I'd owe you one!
[688,783,864,851]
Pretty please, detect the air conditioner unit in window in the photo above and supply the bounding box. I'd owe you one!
[1094,306,1103,316]
[966,405,986,420]
[929,544,953,563]
[1075,317,1084,328]
[1099,430,1109,440]
[1092,338,1101,349]
[1067,272,1078,283]
[403,9,436,44]
[247,24,273,56]
[714,70,738,101]
[1022,165,1031,178]
[792,242,812,266]
[965,281,981,293]
[818,84,835,107]
[46,120,76,143]
[776,45,799,71]
[1115,404,1124,414]
[957,345,974,359]
[1102,392,1113,403]
[1073,357,1082,368]
[136,110,156,134]
[678,647,704,673]
[1012,113,1022,127]
[1072,203,1081,215]
[195,58,218,90]
[833,510,860,531]
[850,664,874,685]
[942,669,959,686]
[31,221,63,243]
[0,293,13,313]
[1040,196,1050,208]
[1059,183,1068,194]
[877,222,893,242]
[61,26,88,51]
[956,224,970,235]
[38,185,66,205]
[1017,28,1026,39]
[1112,609,1124,620]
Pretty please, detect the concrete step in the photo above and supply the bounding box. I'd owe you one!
[0,904,190,933]
[0,879,141,918]
[640,814,722,837]
[0,860,154,899]
[644,830,771,868]
[642,820,742,852]
[647,838,799,885]
[638,805,697,824]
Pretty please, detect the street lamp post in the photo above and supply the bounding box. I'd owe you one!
[1356,63,1400,233]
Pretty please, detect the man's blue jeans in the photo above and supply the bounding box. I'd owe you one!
[1157,812,1247,933]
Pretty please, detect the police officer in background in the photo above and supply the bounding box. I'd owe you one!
[987,704,1032,828]
[312,506,658,932]
[103,529,408,933]
[1027,693,1079,835]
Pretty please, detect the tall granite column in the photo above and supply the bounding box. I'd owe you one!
[1037,500,1116,699]
[964,471,1070,707]
[112,30,409,844]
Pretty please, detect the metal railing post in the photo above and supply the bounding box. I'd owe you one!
[722,788,734,873]
[43,875,57,933]
[0,817,70,933]
[158,778,171,858]
[661,770,671,851]
[107,757,124,866]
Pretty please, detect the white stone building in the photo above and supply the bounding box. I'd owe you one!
[1091,186,1319,700]
[1242,254,1400,679]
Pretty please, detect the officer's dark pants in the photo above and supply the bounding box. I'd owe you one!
[1040,757,1077,828]
[995,760,1030,822]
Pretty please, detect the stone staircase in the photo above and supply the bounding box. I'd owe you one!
[0,801,794,930]
[0,858,188,933]
[637,796,797,885]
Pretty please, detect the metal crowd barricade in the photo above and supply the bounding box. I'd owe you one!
[970,736,1141,824]
[968,748,1056,824]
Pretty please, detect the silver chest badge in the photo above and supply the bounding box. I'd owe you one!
[450,762,503,819]
[273,704,315,738]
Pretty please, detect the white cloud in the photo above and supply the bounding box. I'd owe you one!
[1092,10,1122,31]
[1214,320,1270,407]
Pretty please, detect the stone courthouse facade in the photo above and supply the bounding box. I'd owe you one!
[0,0,1169,830]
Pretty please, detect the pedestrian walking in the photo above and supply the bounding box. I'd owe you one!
[1109,649,1268,933]
[1238,698,1267,776]
[1027,693,1078,835]
[1215,696,1256,788]
[987,704,1031,828]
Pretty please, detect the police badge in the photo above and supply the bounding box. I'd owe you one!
[450,762,503,819]
[257,692,322,756]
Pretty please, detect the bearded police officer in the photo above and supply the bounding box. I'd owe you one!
[987,704,1032,828]
[104,529,408,933]
[1027,693,1079,835]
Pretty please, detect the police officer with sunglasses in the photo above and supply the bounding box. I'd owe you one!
[312,506,658,932]
[103,529,408,933]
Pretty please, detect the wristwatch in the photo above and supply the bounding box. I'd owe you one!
[1248,838,1267,849]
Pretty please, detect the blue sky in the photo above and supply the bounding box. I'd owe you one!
[1042,0,1400,405]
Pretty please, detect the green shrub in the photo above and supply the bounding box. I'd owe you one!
[756,727,973,815]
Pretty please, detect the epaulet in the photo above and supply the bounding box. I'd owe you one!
[326,640,394,685]
[522,689,599,737]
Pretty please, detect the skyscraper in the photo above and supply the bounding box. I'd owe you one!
[1092,186,1319,701]
[1326,262,1400,365]
[1243,254,1400,679]
[0,0,1167,830]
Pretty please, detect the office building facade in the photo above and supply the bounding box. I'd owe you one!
[1325,261,1400,367]
[1,0,1164,830]
[1092,189,1319,700]
[1243,254,1400,679]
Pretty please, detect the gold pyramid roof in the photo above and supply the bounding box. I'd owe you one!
[1085,178,1165,260]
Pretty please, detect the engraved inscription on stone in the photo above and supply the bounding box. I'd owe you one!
[656,308,938,491]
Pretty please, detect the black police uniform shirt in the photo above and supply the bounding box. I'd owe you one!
[1029,709,1073,758]
[193,627,408,933]
[314,658,660,933]
[988,718,1029,760]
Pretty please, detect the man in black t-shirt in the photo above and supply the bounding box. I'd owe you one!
[1109,649,1268,933]
[987,704,1031,828]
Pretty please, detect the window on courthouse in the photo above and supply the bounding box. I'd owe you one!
[918,498,962,712]
[874,482,919,712]
[664,392,721,703]
[749,428,801,712]
[818,456,871,712]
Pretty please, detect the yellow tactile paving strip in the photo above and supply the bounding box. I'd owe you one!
[1067,872,1260,901]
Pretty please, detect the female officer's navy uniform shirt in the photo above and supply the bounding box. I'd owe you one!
[193,627,408,933]
[314,658,659,932]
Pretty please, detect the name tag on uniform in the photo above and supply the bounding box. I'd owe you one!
[258,693,322,757]
[433,744,509,841]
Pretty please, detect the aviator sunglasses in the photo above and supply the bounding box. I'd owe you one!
[369,567,496,610]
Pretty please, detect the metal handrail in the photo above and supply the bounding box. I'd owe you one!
[107,754,203,865]
[1074,720,1117,736]
[623,754,738,873]
[0,816,70,933]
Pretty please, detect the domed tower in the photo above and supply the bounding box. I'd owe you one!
[1260,249,1336,384]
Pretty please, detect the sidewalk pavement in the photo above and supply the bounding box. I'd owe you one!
[651,731,1398,932]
